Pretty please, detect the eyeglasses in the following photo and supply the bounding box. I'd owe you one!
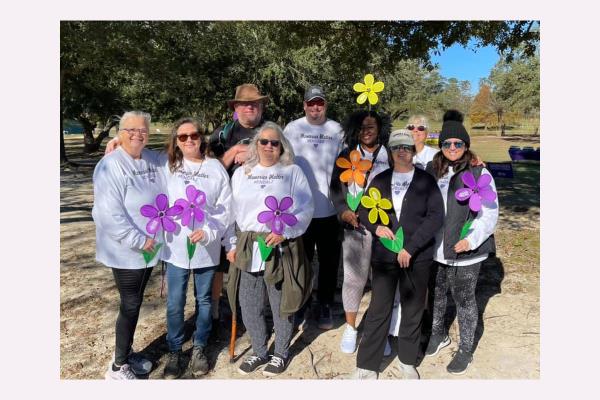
[406,125,427,131]
[235,101,260,109]
[121,128,148,136]
[441,140,465,149]
[177,132,200,142]
[390,145,414,152]
[360,125,378,132]
[306,99,325,107]
[258,138,280,147]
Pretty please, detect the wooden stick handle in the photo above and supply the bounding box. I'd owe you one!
[229,316,237,363]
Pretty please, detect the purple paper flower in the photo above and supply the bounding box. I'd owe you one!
[257,196,298,235]
[140,193,183,234]
[455,171,497,212]
[174,185,206,227]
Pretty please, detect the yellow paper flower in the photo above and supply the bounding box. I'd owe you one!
[360,187,392,225]
[353,73,385,105]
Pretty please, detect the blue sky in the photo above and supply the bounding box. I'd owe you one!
[430,41,501,95]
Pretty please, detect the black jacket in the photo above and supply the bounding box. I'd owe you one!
[359,168,444,265]
[208,119,265,176]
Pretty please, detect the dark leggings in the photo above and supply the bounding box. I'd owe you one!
[431,261,481,352]
[112,267,153,365]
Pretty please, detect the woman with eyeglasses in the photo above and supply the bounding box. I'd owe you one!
[423,111,498,375]
[228,122,314,377]
[351,130,444,379]
[159,118,233,379]
[330,110,391,354]
[406,115,439,170]
[93,111,166,379]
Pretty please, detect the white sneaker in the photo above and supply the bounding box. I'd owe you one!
[105,363,137,380]
[384,338,392,357]
[349,367,378,379]
[340,324,358,354]
[396,360,420,379]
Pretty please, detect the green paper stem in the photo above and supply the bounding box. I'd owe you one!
[142,243,162,264]
[346,190,363,212]
[187,236,197,260]
[459,219,473,240]
[379,226,404,254]
[257,235,273,262]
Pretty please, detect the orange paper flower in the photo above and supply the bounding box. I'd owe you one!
[336,150,372,187]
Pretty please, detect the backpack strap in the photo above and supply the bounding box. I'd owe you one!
[218,121,235,145]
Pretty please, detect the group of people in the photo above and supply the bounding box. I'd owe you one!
[92,82,498,380]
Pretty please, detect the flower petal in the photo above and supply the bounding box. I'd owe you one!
[181,209,192,227]
[361,195,376,209]
[368,187,381,201]
[166,205,183,216]
[367,91,379,105]
[349,150,361,164]
[336,157,352,169]
[372,81,384,93]
[280,213,298,227]
[186,185,199,202]
[279,197,294,212]
[196,190,206,207]
[265,195,279,211]
[368,208,378,224]
[357,159,372,172]
[478,186,497,203]
[140,205,158,218]
[146,217,160,234]
[379,198,393,210]
[356,92,368,104]
[476,173,492,189]
[461,171,476,189]
[156,193,168,211]
[364,73,374,87]
[194,209,205,223]
[469,194,482,212]
[271,217,284,235]
[378,209,390,225]
[258,210,275,223]
[162,216,177,233]
[353,171,366,187]
[340,169,354,183]
[353,82,367,92]
[455,188,473,202]
[174,198,189,210]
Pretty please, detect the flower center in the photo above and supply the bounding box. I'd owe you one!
[158,211,165,218]
[190,204,195,209]
[275,210,281,216]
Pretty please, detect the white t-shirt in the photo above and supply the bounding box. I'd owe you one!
[283,117,344,218]
[413,145,438,170]
[231,163,314,272]
[160,155,233,269]
[92,147,167,269]
[433,166,499,266]
[391,169,415,220]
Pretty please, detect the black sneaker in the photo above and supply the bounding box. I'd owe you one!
[190,346,209,377]
[425,334,451,357]
[163,351,183,379]
[237,355,269,375]
[262,354,288,377]
[446,349,473,375]
[317,304,333,330]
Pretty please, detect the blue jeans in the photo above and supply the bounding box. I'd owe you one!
[166,263,216,351]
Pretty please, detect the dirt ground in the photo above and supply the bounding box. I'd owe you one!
[60,136,539,380]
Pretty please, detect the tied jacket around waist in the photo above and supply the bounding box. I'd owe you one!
[359,168,445,265]
[226,231,313,319]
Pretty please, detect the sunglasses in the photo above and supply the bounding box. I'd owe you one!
[176,132,200,142]
[406,125,427,131]
[441,140,465,149]
[390,145,414,152]
[306,99,325,107]
[258,138,280,147]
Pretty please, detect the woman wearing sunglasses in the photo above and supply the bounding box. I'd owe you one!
[351,130,444,379]
[424,112,499,375]
[330,110,391,354]
[228,122,314,376]
[160,118,233,379]
[406,115,439,170]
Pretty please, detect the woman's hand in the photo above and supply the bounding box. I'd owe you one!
[142,237,156,252]
[375,225,395,240]
[341,210,359,228]
[265,233,285,247]
[397,249,412,268]
[454,239,471,253]
[189,229,206,244]
[226,249,236,264]
[104,137,122,155]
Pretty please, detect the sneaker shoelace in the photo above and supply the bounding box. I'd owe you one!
[245,356,264,366]
[268,356,284,368]
[119,364,136,379]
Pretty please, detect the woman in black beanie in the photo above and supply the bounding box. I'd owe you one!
[424,110,499,375]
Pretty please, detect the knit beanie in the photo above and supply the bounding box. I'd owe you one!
[438,120,470,148]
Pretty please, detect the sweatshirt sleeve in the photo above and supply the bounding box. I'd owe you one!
[92,158,147,250]
[221,223,237,252]
[284,165,315,239]
[465,168,499,250]
[199,164,234,246]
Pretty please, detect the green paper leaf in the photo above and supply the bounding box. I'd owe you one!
[346,190,363,212]
[187,237,196,260]
[142,243,162,264]
[257,236,273,262]
[459,220,473,240]
[379,226,404,254]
